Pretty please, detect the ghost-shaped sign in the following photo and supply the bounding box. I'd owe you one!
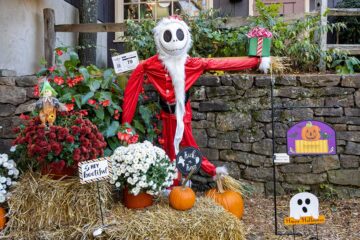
[284,192,325,225]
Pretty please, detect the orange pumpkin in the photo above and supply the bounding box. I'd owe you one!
[0,207,6,230]
[301,121,321,141]
[206,179,244,219]
[169,186,196,210]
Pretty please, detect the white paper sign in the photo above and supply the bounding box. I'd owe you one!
[79,157,111,184]
[112,51,139,74]
[274,153,290,163]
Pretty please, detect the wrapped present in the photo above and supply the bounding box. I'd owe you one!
[247,27,272,57]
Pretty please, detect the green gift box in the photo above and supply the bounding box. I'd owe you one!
[247,37,271,57]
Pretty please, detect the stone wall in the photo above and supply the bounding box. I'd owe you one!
[189,73,360,198]
[0,70,37,152]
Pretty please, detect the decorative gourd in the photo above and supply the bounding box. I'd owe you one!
[206,178,244,219]
[0,207,6,230]
[301,121,321,141]
[169,167,196,211]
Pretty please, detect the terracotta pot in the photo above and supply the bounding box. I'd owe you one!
[123,187,153,209]
[41,163,77,180]
[0,207,6,230]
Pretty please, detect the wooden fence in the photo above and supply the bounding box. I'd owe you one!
[44,2,360,71]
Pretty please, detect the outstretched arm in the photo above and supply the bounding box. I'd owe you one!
[121,63,145,124]
[202,57,261,72]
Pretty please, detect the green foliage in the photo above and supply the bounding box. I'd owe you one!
[37,47,161,155]
[319,184,338,200]
[335,0,360,44]
[326,49,360,74]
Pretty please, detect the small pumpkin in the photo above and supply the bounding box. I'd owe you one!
[0,207,6,230]
[169,166,197,211]
[206,178,244,219]
[301,121,321,141]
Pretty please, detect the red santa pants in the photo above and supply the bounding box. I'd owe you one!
[160,101,216,184]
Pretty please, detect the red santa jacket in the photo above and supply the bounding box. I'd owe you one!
[122,54,260,123]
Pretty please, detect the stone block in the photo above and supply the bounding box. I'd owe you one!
[0,116,24,138]
[325,95,354,107]
[199,100,230,112]
[328,170,360,187]
[191,86,206,101]
[348,125,360,131]
[274,87,312,98]
[333,186,360,198]
[341,74,360,88]
[191,120,215,129]
[285,173,327,184]
[337,131,360,142]
[355,90,360,107]
[279,164,312,173]
[283,98,325,108]
[299,74,340,87]
[252,139,272,156]
[312,155,340,173]
[206,86,236,97]
[275,75,297,86]
[265,122,288,138]
[220,150,266,167]
[315,87,355,97]
[0,104,16,117]
[232,75,253,90]
[0,85,27,105]
[240,128,265,143]
[206,128,217,137]
[218,131,240,142]
[244,88,268,98]
[192,129,208,147]
[0,77,16,86]
[333,124,347,131]
[345,142,360,155]
[314,108,343,116]
[340,155,359,169]
[191,102,199,109]
[220,75,233,86]
[15,100,36,114]
[265,181,285,196]
[0,69,16,77]
[200,148,219,161]
[208,138,231,149]
[281,183,311,193]
[0,139,13,153]
[325,117,360,125]
[344,108,360,116]
[254,75,271,87]
[253,110,272,123]
[192,111,207,120]
[15,75,38,87]
[232,142,252,151]
[293,156,313,163]
[194,75,220,86]
[216,112,251,131]
[282,108,313,121]
[243,167,282,182]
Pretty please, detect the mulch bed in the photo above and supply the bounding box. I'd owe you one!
[242,194,360,240]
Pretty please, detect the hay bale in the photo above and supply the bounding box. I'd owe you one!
[2,172,245,240]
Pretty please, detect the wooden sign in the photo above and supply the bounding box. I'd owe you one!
[287,120,336,155]
[284,192,325,226]
[79,157,112,184]
[176,147,202,175]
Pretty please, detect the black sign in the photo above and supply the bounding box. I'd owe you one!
[176,147,202,175]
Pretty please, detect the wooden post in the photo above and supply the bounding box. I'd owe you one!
[43,8,56,68]
[319,0,327,72]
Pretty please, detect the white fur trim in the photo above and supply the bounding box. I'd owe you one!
[259,57,271,74]
[216,166,229,176]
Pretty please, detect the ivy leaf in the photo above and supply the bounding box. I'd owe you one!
[94,107,105,120]
[88,80,101,92]
[81,91,94,105]
[102,69,114,89]
[106,121,120,137]
[133,119,145,133]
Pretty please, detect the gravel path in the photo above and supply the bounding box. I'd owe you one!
[242,195,360,240]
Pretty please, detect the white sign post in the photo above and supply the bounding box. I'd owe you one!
[274,153,290,164]
[112,51,139,74]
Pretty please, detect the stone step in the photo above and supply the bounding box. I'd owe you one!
[0,69,16,77]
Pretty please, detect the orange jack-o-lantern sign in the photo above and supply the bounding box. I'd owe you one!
[301,121,321,141]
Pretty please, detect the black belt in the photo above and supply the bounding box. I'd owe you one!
[160,92,190,114]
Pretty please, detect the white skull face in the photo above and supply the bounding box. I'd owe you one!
[154,18,192,57]
[289,192,319,220]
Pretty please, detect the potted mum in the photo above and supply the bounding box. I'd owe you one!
[110,141,177,209]
[12,111,107,178]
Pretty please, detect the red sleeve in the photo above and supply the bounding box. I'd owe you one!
[121,63,144,124]
[203,57,260,71]
[201,158,216,176]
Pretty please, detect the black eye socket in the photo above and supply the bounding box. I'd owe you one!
[163,30,172,42]
[297,199,302,205]
[176,29,184,41]
[305,198,310,204]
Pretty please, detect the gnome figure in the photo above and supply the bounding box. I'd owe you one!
[122,16,270,179]
[35,79,66,126]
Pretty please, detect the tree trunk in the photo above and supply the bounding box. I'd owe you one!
[79,0,97,66]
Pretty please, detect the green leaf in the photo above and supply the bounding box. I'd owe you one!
[70,51,80,65]
[106,121,120,137]
[79,67,90,82]
[139,105,152,127]
[102,69,114,89]
[60,92,73,102]
[133,119,145,133]
[88,80,101,92]
[81,91,94,105]
[107,137,120,151]
[94,107,105,120]
[73,94,82,109]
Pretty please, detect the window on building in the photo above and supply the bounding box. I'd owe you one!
[114,0,213,41]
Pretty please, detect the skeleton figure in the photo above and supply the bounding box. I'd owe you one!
[122,16,270,179]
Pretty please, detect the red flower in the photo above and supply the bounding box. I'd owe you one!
[87,99,96,105]
[71,97,75,103]
[71,126,81,135]
[56,49,63,56]
[79,110,88,116]
[101,100,110,107]
[73,153,81,162]
[66,103,74,111]
[66,135,75,143]
[48,132,56,139]
[33,85,40,97]
[48,66,56,73]
[19,113,30,120]
[158,137,165,145]
[54,76,64,85]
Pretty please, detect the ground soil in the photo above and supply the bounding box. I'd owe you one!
[242,195,360,240]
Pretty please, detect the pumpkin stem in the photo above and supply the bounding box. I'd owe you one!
[181,166,197,189]
[216,177,225,193]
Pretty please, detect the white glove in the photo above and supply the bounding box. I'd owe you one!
[213,166,229,180]
[259,57,271,74]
